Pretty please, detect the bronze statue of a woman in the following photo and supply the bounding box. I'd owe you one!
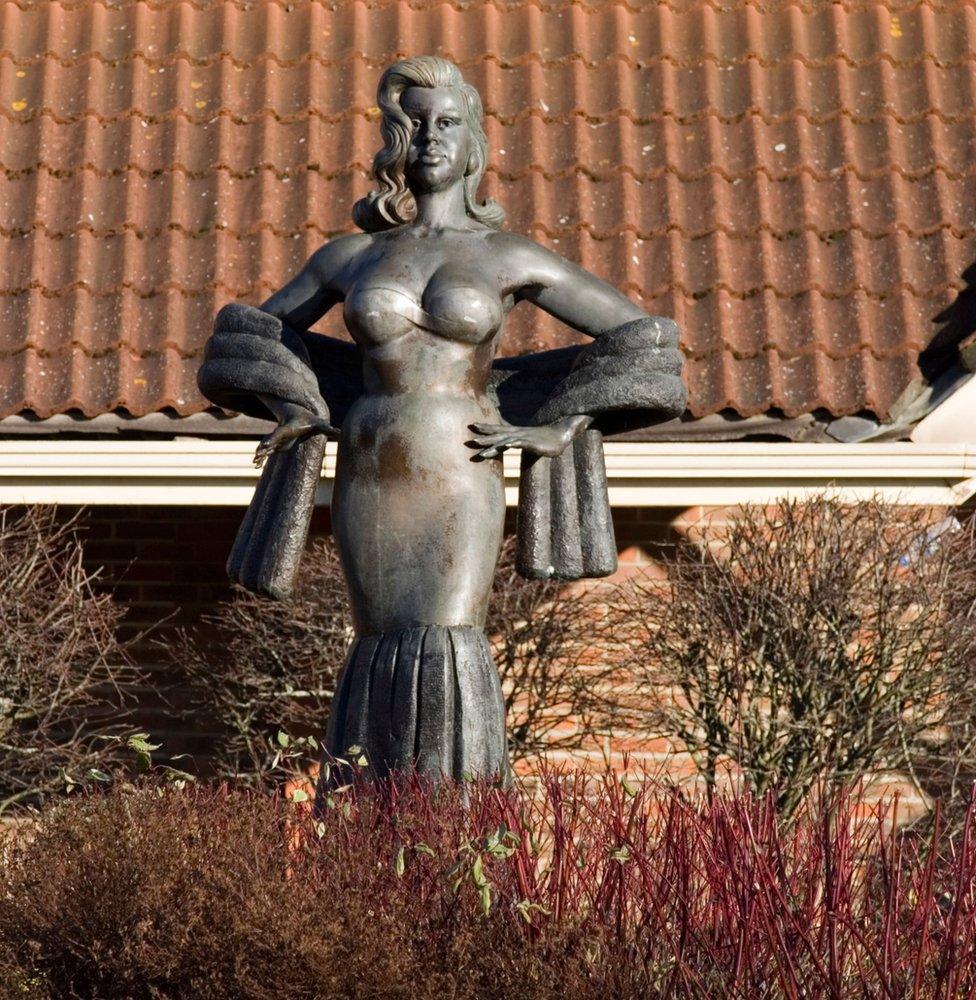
[198,56,686,790]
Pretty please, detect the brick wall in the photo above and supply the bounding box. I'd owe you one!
[70,504,697,772]
[65,503,934,820]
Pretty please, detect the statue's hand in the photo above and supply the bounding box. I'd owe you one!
[467,416,587,460]
[254,404,339,468]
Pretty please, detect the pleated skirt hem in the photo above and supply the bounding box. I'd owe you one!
[321,624,510,786]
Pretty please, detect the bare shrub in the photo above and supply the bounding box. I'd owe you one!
[180,537,621,783]
[617,498,976,817]
[905,516,976,827]
[178,537,351,785]
[488,539,625,762]
[0,507,133,814]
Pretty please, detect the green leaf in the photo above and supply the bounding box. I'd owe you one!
[314,821,327,839]
[394,846,406,878]
[159,766,196,784]
[87,768,111,783]
[621,778,639,798]
[127,732,162,754]
[413,843,436,858]
[444,860,463,894]
[276,731,291,749]
[471,854,487,888]
[290,788,309,803]
[479,883,491,916]
[611,845,631,863]
[515,899,550,923]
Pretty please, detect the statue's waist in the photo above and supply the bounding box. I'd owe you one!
[337,392,499,476]
[346,388,496,423]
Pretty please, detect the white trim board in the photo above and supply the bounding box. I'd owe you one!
[0,440,973,507]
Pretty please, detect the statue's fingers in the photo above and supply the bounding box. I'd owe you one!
[476,446,503,459]
[256,424,300,457]
[470,433,512,446]
[470,422,513,435]
[254,433,281,467]
[311,416,340,438]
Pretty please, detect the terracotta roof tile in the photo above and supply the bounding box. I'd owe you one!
[1,0,974,420]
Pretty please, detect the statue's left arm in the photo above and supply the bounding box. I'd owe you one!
[470,236,686,458]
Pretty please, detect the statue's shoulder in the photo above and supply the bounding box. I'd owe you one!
[484,229,549,260]
[488,230,565,266]
[308,231,376,281]
[484,230,574,285]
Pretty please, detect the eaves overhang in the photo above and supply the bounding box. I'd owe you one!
[0,440,972,508]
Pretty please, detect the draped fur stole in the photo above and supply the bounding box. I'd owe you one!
[197,303,686,596]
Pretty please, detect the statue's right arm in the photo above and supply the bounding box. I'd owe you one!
[252,233,371,462]
[259,233,370,331]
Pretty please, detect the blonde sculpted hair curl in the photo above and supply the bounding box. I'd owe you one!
[352,56,505,233]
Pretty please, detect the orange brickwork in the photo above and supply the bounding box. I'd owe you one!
[71,504,702,774]
[66,501,936,821]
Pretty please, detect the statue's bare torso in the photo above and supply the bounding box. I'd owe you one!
[260,219,648,633]
[332,226,513,634]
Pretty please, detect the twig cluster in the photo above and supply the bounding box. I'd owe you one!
[616,499,976,818]
[3,771,976,998]
[0,507,134,815]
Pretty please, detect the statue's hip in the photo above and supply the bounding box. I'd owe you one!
[331,391,505,635]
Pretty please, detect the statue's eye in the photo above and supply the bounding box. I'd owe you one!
[438,118,457,130]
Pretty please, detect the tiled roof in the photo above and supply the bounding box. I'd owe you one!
[1,0,974,421]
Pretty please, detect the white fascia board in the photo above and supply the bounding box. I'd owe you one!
[0,440,972,507]
[911,374,976,444]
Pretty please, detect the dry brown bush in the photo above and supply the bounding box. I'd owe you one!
[0,506,134,815]
[488,539,625,762]
[6,774,976,998]
[178,537,351,785]
[617,498,976,818]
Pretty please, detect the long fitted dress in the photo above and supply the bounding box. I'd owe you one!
[196,268,687,792]
[324,281,510,783]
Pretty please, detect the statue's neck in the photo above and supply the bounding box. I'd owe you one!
[412,185,469,230]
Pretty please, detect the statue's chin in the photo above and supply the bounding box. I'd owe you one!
[406,164,462,195]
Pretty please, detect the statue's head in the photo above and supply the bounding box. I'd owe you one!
[352,56,505,232]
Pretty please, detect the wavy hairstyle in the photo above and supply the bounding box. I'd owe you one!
[352,57,505,232]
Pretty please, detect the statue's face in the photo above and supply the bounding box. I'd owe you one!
[402,86,473,195]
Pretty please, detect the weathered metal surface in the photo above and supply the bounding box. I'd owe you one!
[197,57,684,787]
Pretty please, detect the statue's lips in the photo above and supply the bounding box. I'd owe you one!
[419,153,444,164]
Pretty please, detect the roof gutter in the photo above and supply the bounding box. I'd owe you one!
[0,440,972,507]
